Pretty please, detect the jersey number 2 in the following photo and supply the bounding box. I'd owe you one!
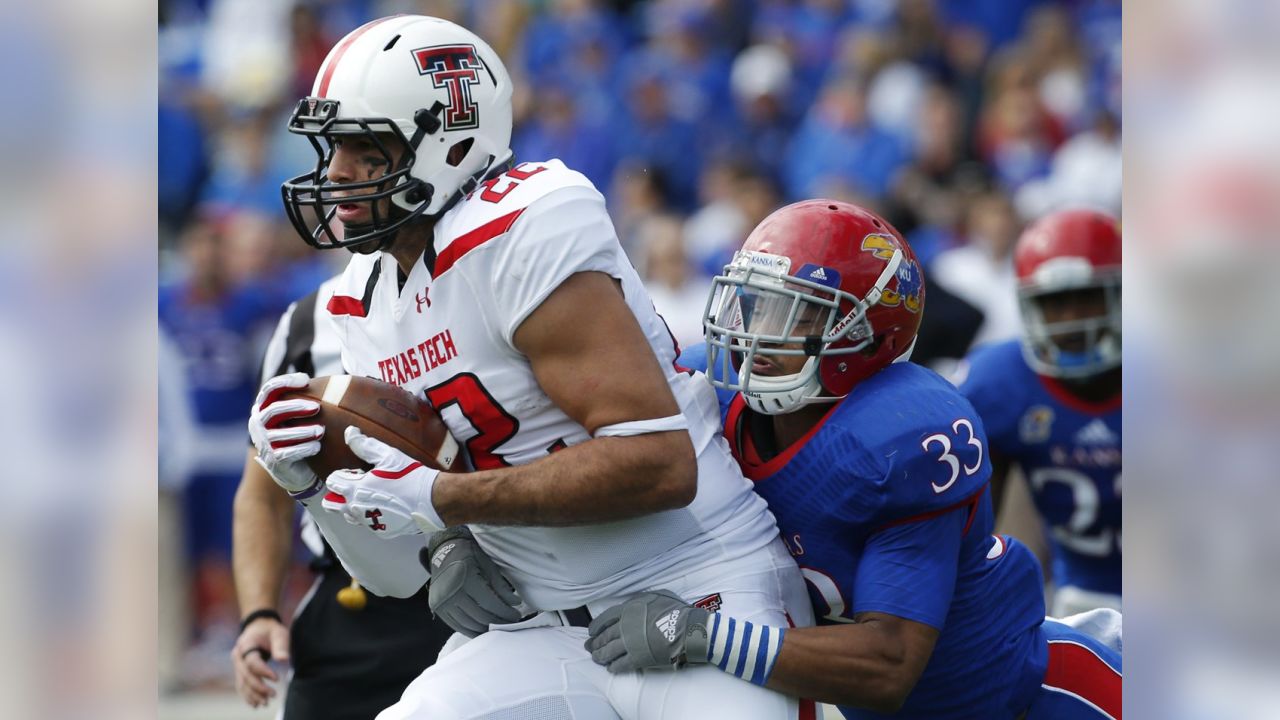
[922,418,984,494]
[479,163,547,204]
[424,373,518,471]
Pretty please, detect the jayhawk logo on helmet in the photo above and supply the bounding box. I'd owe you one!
[860,234,923,314]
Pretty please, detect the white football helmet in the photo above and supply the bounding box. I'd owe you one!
[282,15,514,250]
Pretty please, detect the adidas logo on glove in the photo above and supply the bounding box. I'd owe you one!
[431,542,457,568]
[656,609,681,642]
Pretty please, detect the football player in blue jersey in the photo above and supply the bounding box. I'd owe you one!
[958,209,1122,617]
[585,201,1121,718]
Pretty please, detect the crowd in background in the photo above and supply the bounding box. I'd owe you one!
[158,0,1121,692]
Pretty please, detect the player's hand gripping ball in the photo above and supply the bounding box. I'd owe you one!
[322,426,452,537]
[274,374,462,478]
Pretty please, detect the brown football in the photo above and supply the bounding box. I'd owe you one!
[277,375,462,478]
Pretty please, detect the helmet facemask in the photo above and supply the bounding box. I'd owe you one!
[281,97,440,252]
[704,248,902,414]
[1019,272,1121,379]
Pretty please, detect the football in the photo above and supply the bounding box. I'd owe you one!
[278,375,462,478]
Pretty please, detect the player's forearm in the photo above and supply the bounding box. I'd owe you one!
[433,430,697,526]
[764,621,924,714]
[231,461,296,613]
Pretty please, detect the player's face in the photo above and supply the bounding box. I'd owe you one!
[1036,287,1108,352]
[751,305,826,377]
[326,132,406,226]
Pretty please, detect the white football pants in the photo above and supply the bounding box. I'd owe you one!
[376,538,813,719]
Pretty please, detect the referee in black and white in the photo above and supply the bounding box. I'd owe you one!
[230,276,454,718]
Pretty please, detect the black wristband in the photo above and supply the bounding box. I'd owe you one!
[239,608,282,634]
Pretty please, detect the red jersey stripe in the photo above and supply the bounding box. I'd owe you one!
[1043,640,1122,719]
[433,208,526,277]
[327,295,367,317]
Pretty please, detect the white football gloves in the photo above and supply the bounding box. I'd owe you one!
[322,426,446,537]
[248,372,324,497]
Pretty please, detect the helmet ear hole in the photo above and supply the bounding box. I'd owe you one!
[446,138,475,167]
[404,183,427,205]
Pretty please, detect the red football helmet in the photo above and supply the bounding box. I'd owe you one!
[1014,208,1121,378]
[704,200,925,414]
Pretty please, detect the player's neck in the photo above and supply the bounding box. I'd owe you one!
[769,402,831,454]
[1051,366,1122,404]
[387,223,435,276]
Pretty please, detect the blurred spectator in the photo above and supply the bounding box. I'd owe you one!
[977,48,1068,190]
[684,160,750,278]
[940,0,1052,50]
[1015,109,1121,219]
[512,79,618,192]
[159,328,197,694]
[610,161,672,260]
[888,83,973,266]
[892,0,950,73]
[930,189,1024,347]
[783,73,910,201]
[1022,4,1090,129]
[287,3,335,100]
[1074,0,1121,117]
[752,0,850,108]
[521,0,623,87]
[642,1,734,127]
[200,0,291,112]
[614,57,703,207]
[684,161,783,278]
[639,215,708,349]
[720,43,798,184]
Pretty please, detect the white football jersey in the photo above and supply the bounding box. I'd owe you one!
[321,159,780,609]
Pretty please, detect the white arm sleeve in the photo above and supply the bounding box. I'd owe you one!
[298,494,429,598]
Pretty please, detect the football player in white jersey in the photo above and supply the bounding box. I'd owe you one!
[248,15,813,720]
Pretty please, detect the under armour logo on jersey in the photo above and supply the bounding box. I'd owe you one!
[415,286,432,313]
[366,509,387,531]
[656,609,682,642]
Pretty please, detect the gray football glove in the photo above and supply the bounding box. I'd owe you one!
[585,590,711,673]
[420,526,523,637]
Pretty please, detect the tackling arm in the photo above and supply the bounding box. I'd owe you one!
[588,504,963,711]
[764,615,938,713]
[430,271,697,526]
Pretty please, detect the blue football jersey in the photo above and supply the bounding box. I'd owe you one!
[683,347,1051,719]
[158,281,284,427]
[959,340,1122,600]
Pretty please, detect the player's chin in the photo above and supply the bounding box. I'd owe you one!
[1051,336,1089,354]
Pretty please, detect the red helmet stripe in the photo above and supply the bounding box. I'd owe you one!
[317,15,402,98]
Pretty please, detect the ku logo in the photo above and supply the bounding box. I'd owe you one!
[861,234,923,313]
[411,44,483,131]
[1019,405,1054,444]
[415,286,432,314]
[365,509,387,532]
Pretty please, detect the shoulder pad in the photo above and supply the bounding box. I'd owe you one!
[958,340,1031,442]
[441,159,599,236]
